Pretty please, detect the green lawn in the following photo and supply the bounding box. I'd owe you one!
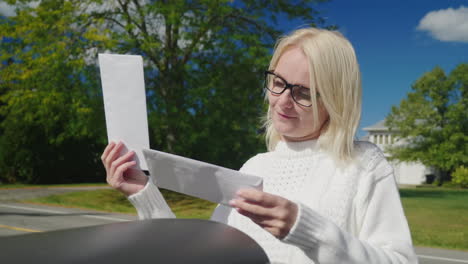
[23,189,217,219]
[400,188,468,250]
[20,186,468,250]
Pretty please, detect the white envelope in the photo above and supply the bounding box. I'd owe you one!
[142,149,263,205]
[99,54,150,170]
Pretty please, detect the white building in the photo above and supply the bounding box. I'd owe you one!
[362,120,428,185]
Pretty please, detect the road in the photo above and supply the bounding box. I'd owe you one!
[415,247,468,264]
[1,188,467,263]
[0,202,136,236]
[0,186,136,236]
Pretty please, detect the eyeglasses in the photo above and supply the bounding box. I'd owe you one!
[264,71,317,107]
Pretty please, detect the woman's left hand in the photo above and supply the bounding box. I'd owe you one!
[229,189,298,239]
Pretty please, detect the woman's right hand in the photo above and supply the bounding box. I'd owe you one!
[101,141,149,196]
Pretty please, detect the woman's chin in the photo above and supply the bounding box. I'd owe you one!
[274,125,296,137]
[277,130,305,141]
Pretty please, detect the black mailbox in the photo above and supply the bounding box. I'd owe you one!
[1,219,269,264]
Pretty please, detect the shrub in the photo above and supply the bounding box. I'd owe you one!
[451,166,468,188]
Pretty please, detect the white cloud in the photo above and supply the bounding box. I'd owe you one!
[0,2,17,17]
[0,1,40,17]
[417,6,468,43]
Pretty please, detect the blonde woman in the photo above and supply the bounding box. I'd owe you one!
[102,28,417,263]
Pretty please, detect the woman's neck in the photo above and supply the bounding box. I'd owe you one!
[280,132,320,142]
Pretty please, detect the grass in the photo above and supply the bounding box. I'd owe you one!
[159,189,217,219]
[400,187,468,251]
[18,185,468,250]
[24,189,138,214]
[23,189,216,219]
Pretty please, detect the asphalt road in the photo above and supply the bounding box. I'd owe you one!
[1,188,467,263]
[0,186,136,236]
[0,202,136,236]
[415,247,468,264]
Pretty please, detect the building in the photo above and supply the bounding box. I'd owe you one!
[362,120,428,185]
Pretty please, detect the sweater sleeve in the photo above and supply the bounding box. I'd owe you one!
[282,163,418,263]
[127,177,176,220]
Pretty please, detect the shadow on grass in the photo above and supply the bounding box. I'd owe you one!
[399,188,467,199]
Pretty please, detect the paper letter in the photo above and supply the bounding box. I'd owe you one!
[99,54,149,170]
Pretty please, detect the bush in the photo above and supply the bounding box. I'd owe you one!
[441,181,457,188]
[451,166,468,188]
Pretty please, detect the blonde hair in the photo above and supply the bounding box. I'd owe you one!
[264,28,362,163]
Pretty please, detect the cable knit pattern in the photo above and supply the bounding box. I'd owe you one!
[128,177,176,219]
[128,140,417,264]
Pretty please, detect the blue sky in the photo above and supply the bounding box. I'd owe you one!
[280,0,468,137]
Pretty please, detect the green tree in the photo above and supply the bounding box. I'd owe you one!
[386,64,468,184]
[87,0,332,168]
[0,0,332,183]
[0,1,112,183]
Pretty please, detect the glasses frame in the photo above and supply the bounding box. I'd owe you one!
[264,70,315,107]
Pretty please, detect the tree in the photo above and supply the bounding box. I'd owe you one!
[88,0,333,167]
[0,1,111,183]
[386,64,468,183]
[0,0,333,183]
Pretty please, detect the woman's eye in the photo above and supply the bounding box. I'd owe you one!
[294,87,311,99]
[299,88,310,96]
[273,79,285,88]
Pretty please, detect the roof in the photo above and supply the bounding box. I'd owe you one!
[359,135,370,141]
[362,119,389,132]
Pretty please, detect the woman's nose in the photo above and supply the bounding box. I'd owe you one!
[277,89,294,108]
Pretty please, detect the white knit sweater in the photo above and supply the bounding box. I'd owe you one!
[128,140,418,263]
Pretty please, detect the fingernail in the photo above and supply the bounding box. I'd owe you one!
[229,199,236,206]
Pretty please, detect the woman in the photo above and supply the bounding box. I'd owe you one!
[102,28,418,263]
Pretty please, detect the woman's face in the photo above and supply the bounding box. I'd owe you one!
[268,47,329,142]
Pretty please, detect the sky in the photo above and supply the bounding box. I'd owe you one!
[279,0,468,137]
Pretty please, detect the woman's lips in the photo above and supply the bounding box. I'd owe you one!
[277,112,296,119]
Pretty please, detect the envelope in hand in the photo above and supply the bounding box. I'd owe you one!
[142,149,263,206]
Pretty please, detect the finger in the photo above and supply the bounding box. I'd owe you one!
[108,160,136,186]
[236,189,279,207]
[104,141,124,169]
[109,151,135,179]
[101,142,116,163]
[114,160,137,179]
[264,226,286,239]
[230,198,274,217]
[236,208,289,238]
[236,208,275,226]
[237,205,290,228]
